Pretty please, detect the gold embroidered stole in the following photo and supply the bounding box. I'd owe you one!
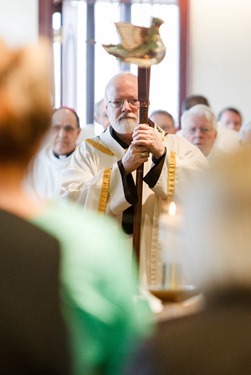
[85,138,115,156]
[85,138,115,214]
[167,150,176,205]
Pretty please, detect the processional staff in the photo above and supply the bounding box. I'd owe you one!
[103,17,166,265]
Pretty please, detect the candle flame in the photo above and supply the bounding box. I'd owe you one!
[168,201,176,216]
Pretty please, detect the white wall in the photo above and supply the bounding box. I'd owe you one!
[0,0,38,47]
[189,0,251,122]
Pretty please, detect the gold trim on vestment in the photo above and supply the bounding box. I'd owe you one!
[85,138,115,156]
[98,168,111,213]
[85,139,114,213]
[167,150,176,206]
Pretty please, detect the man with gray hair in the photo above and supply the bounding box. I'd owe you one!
[181,104,225,163]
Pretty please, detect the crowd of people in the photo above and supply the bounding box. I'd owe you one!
[2,35,251,374]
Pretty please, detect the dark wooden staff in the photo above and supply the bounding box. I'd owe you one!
[133,67,151,265]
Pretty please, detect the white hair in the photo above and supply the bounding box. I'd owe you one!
[103,72,137,104]
[181,104,218,131]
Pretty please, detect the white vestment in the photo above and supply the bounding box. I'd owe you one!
[207,144,226,164]
[60,127,207,287]
[25,144,73,202]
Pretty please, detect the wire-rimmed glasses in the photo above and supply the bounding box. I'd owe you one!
[108,99,140,109]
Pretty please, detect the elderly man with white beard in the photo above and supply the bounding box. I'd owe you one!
[60,72,207,288]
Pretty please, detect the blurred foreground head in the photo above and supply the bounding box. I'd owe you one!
[0,38,52,168]
[184,146,251,293]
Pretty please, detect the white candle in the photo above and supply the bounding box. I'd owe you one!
[159,202,183,261]
[158,201,184,288]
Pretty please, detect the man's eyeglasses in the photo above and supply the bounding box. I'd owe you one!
[52,125,78,134]
[108,99,140,109]
[185,127,214,135]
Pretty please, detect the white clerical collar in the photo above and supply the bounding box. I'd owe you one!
[53,149,75,159]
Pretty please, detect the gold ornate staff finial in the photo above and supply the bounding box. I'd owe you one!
[103,17,166,68]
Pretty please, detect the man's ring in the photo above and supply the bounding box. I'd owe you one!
[141,152,146,158]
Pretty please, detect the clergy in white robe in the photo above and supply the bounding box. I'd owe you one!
[25,106,81,202]
[25,144,74,202]
[60,73,207,287]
